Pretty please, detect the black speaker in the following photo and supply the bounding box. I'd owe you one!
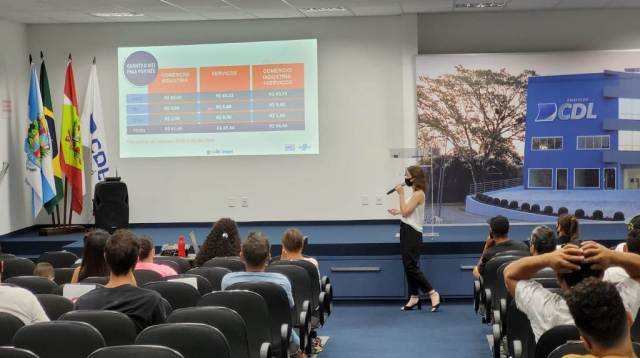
[93,178,129,233]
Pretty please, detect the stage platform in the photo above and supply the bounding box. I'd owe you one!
[466,186,640,222]
[0,221,629,299]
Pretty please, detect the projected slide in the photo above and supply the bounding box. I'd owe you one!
[117,39,318,158]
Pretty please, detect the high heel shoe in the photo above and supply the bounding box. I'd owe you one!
[429,291,441,312]
[401,299,422,311]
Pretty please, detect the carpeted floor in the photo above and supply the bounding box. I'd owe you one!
[317,302,488,358]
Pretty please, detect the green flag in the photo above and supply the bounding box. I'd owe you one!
[41,58,63,213]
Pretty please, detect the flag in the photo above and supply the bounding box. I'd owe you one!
[24,62,56,217]
[80,61,110,196]
[59,58,84,215]
[40,58,64,214]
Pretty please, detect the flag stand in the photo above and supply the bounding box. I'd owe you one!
[39,178,84,236]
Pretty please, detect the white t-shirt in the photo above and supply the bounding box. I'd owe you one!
[0,285,50,324]
[604,267,630,284]
[515,278,640,341]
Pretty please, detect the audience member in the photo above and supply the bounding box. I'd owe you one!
[135,235,178,277]
[529,225,557,255]
[71,229,110,283]
[564,278,637,358]
[194,218,241,267]
[75,230,172,332]
[616,215,640,252]
[221,232,306,358]
[557,214,580,246]
[472,215,529,279]
[280,228,319,269]
[33,262,55,281]
[605,230,640,284]
[0,261,49,324]
[504,241,640,341]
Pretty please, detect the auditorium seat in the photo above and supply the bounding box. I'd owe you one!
[59,310,138,346]
[35,294,73,320]
[0,312,24,346]
[478,252,529,323]
[535,325,580,358]
[88,345,185,358]
[38,251,79,268]
[152,259,180,274]
[199,291,272,358]
[13,321,105,358]
[154,256,191,274]
[81,277,109,285]
[6,276,58,294]
[185,267,230,291]
[203,257,245,272]
[164,274,212,295]
[142,281,200,309]
[133,270,162,286]
[228,282,294,358]
[0,347,40,358]
[505,300,535,358]
[54,268,75,285]
[135,323,230,358]
[167,306,270,358]
[0,253,16,260]
[53,283,103,298]
[266,265,312,350]
[2,258,36,280]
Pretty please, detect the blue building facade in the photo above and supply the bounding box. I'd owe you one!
[524,71,640,190]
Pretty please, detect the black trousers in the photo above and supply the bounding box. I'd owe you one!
[400,221,434,296]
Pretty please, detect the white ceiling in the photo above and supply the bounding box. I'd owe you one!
[0,0,638,24]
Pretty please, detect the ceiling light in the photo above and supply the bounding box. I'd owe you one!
[299,7,348,13]
[91,12,144,18]
[454,1,506,9]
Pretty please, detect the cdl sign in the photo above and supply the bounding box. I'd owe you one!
[535,102,597,121]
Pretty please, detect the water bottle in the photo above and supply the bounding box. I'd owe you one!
[178,235,186,257]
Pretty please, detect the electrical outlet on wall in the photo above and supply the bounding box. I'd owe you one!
[360,195,369,206]
[375,195,383,205]
[241,197,249,207]
[227,197,236,207]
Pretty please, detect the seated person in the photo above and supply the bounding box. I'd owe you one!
[135,235,178,277]
[616,216,640,252]
[529,225,557,256]
[33,262,55,281]
[557,214,580,246]
[472,215,529,279]
[222,232,305,358]
[605,230,640,284]
[504,241,640,341]
[75,230,172,332]
[280,228,319,269]
[0,261,49,324]
[71,229,110,283]
[194,218,242,267]
[564,278,637,358]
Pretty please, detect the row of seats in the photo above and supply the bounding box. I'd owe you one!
[473,250,640,358]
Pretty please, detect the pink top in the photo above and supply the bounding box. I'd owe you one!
[135,261,178,277]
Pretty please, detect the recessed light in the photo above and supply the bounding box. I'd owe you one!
[299,7,348,13]
[91,12,144,18]
[454,1,506,9]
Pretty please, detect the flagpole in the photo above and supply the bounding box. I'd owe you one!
[63,178,68,225]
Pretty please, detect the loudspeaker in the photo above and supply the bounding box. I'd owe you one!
[93,178,129,233]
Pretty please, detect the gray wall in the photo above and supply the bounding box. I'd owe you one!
[419,9,640,53]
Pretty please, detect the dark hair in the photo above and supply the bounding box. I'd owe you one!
[557,214,579,244]
[565,278,628,348]
[242,232,270,268]
[194,218,241,267]
[105,230,140,276]
[626,229,640,255]
[629,214,640,232]
[530,225,556,254]
[79,229,110,281]
[406,165,427,192]
[282,228,304,253]
[559,262,603,288]
[138,235,154,260]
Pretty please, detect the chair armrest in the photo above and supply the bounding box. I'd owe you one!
[492,324,501,358]
[323,284,333,315]
[321,276,329,291]
[513,340,522,358]
[318,292,327,325]
[484,288,493,322]
[279,324,290,358]
[474,280,481,313]
[259,342,271,358]
[299,311,310,354]
[499,298,508,335]
[493,309,501,327]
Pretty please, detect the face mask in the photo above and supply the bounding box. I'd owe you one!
[405,178,413,186]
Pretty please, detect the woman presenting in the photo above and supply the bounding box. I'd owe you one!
[388,165,441,312]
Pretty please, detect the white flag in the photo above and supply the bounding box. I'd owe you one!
[80,62,110,196]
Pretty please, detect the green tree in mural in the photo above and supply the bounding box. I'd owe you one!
[417,65,535,186]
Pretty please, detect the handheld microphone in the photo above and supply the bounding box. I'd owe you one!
[386,183,405,195]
